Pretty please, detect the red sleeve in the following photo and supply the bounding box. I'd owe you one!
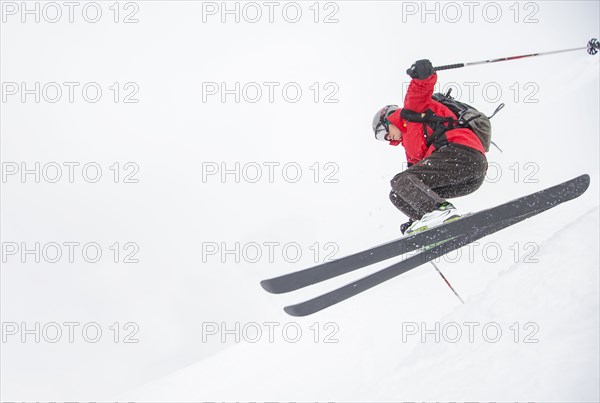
[399,74,438,164]
[403,73,437,113]
[386,75,439,165]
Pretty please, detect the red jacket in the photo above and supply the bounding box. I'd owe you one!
[386,73,485,165]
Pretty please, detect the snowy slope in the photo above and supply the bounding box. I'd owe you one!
[364,207,600,402]
[1,1,599,401]
[118,208,599,402]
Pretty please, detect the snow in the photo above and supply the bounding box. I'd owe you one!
[114,207,600,402]
[1,1,599,401]
[366,207,600,402]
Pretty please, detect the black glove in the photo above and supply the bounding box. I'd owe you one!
[406,59,434,80]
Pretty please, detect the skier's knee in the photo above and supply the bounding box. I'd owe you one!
[469,174,486,193]
[390,172,404,190]
[391,172,413,193]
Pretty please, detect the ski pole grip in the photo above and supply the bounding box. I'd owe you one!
[433,63,465,71]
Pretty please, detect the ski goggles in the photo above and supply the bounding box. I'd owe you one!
[374,118,391,141]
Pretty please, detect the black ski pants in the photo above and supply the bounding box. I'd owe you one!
[390,143,488,220]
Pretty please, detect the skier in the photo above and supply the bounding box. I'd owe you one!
[372,59,488,235]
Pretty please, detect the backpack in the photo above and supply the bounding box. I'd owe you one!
[401,89,504,152]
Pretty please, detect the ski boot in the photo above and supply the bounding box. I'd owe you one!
[400,219,414,235]
[404,202,461,235]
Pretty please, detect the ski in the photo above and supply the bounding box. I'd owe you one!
[261,174,590,295]
[283,210,533,316]
[282,174,589,316]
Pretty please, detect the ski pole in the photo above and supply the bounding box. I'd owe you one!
[434,37,599,72]
[430,262,464,304]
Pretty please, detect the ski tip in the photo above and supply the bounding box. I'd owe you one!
[570,174,591,196]
[580,173,591,190]
[261,278,302,294]
[283,304,309,317]
[284,301,324,317]
[260,279,296,294]
[260,279,279,294]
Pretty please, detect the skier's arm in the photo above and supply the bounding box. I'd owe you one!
[400,60,436,164]
[403,59,436,112]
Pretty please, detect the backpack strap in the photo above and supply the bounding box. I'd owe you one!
[460,113,482,126]
[487,103,505,119]
[401,108,456,148]
[490,141,503,153]
[425,123,451,148]
[486,103,505,153]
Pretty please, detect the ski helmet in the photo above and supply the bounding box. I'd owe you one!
[372,105,399,141]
